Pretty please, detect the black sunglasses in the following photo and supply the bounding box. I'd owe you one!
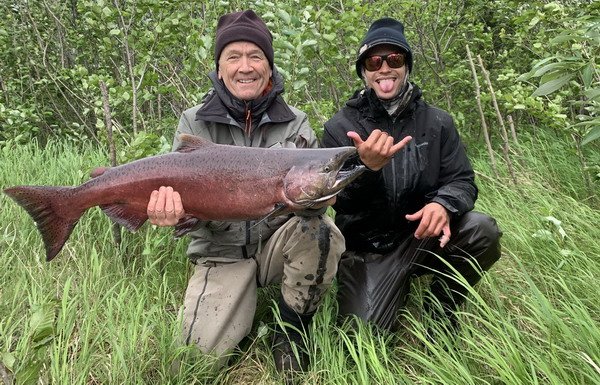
[363,53,406,71]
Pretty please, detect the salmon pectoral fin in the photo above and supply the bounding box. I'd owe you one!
[100,203,148,232]
[4,186,81,261]
[250,203,288,229]
[173,216,201,238]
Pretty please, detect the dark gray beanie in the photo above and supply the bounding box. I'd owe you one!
[214,10,274,69]
[355,18,413,78]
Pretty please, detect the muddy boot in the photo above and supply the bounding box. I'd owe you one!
[272,298,313,378]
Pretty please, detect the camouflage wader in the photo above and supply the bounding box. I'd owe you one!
[181,215,344,362]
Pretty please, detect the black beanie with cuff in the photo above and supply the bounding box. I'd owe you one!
[355,18,413,77]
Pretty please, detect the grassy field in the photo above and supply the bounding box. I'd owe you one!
[1,134,599,385]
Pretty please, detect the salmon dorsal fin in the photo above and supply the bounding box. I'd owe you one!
[175,134,214,153]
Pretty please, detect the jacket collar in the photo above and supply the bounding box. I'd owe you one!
[348,83,422,121]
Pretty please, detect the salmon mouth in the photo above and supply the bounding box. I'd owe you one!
[318,165,365,202]
[334,162,365,189]
[298,154,366,205]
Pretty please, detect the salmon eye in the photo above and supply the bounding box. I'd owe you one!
[323,166,331,172]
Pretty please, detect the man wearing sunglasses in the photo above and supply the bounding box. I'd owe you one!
[322,18,502,333]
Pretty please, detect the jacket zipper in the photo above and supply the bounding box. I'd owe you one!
[389,120,398,207]
[245,105,252,138]
[243,103,253,258]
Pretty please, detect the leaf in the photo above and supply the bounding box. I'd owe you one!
[528,16,540,29]
[581,126,600,146]
[16,360,43,385]
[532,229,553,240]
[550,33,575,44]
[323,33,336,42]
[281,40,295,51]
[29,306,55,345]
[558,227,567,240]
[2,351,16,370]
[582,62,594,88]
[198,46,207,60]
[559,249,573,257]
[277,9,291,24]
[518,57,556,81]
[292,80,307,90]
[200,35,212,49]
[583,88,600,101]
[257,321,269,339]
[532,62,568,78]
[543,216,567,240]
[532,74,574,97]
[543,216,562,227]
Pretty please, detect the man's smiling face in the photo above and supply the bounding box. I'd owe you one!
[362,44,407,100]
[218,41,272,101]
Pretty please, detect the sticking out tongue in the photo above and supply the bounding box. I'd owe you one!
[378,78,395,93]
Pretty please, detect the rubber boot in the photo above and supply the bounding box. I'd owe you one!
[272,297,313,378]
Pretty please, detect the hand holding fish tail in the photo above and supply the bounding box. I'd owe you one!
[347,130,412,171]
[147,186,185,226]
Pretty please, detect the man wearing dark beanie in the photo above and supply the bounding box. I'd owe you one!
[323,18,502,335]
[214,10,274,70]
[146,10,343,378]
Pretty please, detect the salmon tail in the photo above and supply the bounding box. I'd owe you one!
[3,186,81,261]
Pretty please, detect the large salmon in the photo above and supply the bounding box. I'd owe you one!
[4,134,365,261]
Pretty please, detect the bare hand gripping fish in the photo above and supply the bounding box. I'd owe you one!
[4,134,365,261]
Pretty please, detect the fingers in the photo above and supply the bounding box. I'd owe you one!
[390,135,413,154]
[368,130,411,157]
[406,203,451,245]
[439,224,451,248]
[147,189,159,219]
[147,186,186,227]
[347,131,364,146]
[413,209,431,239]
[366,129,392,156]
[155,186,167,220]
[349,130,412,171]
[172,191,185,218]
[405,209,422,223]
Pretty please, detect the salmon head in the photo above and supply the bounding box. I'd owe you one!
[283,146,365,209]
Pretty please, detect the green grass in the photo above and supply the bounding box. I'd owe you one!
[1,134,599,385]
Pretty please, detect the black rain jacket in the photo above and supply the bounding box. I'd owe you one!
[322,85,477,253]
